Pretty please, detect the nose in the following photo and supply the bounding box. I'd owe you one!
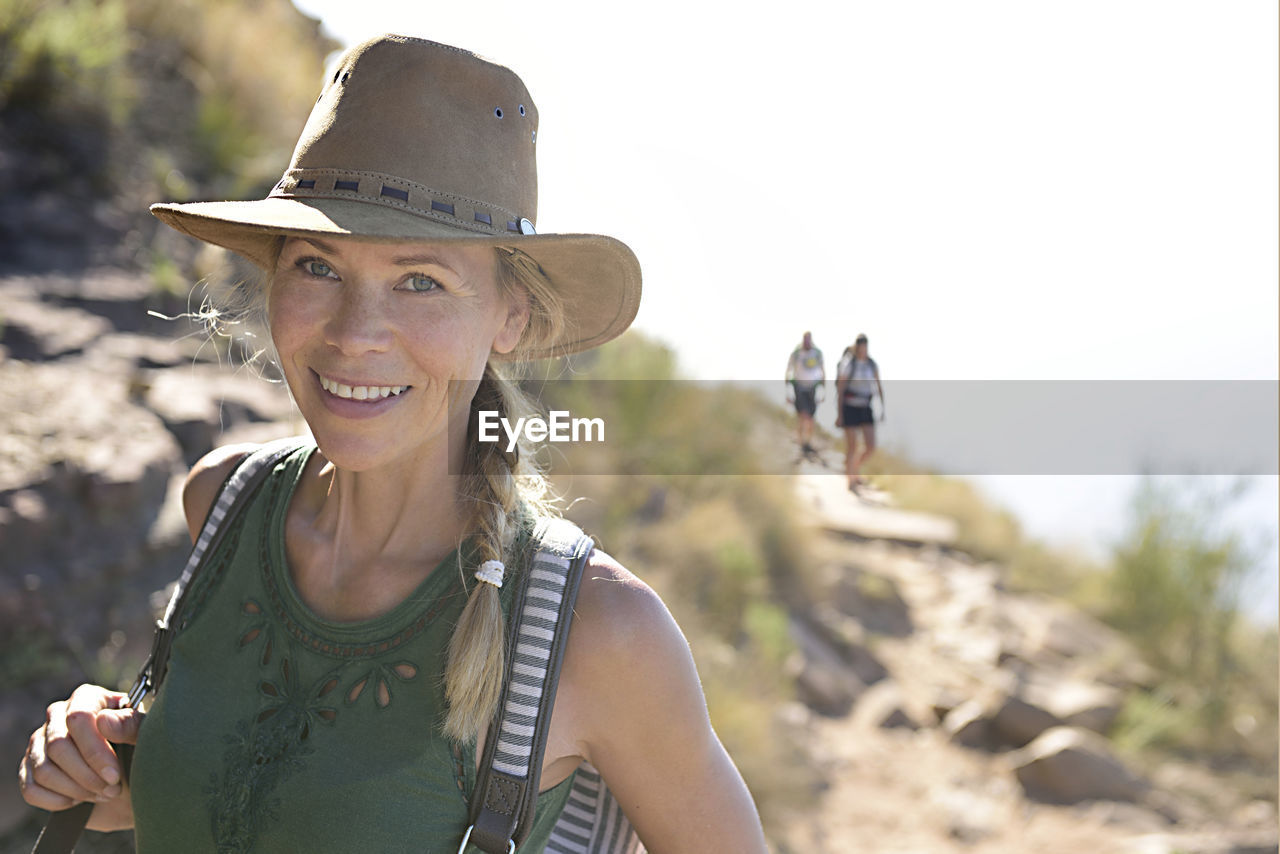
[324,282,394,355]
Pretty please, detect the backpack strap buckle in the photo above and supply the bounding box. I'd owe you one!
[456,825,515,854]
[127,620,173,709]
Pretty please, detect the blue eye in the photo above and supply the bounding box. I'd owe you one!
[304,259,334,278]
[406,274,439,292]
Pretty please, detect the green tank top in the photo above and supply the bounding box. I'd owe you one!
[130,445,576,853]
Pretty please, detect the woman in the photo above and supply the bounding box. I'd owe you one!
[835,333,885,492]
[17,35,767,852]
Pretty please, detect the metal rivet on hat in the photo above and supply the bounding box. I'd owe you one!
[518,105,526,116]
[531,131,536,143]
[519,218,536,236]
[494,107,503,118]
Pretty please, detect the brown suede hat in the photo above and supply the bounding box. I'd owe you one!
[150,34,641,360]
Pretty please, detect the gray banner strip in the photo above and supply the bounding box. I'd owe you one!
[450,380,1277,476]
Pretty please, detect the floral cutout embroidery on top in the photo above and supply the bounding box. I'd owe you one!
[238,599,278,667]
[345,661,419,709]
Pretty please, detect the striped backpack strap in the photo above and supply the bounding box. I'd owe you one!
[545,762,644,854]
[463,517,645,854]
[31,436,308,854]
[461,518,583,852]
[134,436,309,706]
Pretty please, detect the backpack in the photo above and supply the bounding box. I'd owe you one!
[33,439,643,854]
[463,516,643,854]
[839,355,878,404]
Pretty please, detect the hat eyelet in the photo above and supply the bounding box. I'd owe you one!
[494,107,503,119]
[341,71,350,83]
[518,105,526,117]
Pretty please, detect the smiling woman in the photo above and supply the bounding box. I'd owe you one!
[17,34,767,854]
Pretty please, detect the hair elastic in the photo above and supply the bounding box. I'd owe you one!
[474,559,505,589]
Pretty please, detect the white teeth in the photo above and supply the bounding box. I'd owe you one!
[319,376,408,400]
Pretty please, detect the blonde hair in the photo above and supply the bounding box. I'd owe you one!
[442,247,567,743]
[201,243,569,743]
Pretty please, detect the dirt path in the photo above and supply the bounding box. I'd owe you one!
[778,447,1277,854]
[784,718,1156,854]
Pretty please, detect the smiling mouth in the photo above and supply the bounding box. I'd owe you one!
[318,375,411,401]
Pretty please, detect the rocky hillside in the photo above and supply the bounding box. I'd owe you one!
[775,470,1277,854]
[0,265,301,850]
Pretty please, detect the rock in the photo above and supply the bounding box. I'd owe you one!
[1078,799,1173,833]
[0,290,112,359]
[793,473,958,545]
[943,699,994,749]
[930,782,1007,845]
[991,692,1062,748]
[798,610,889,686]
[1022,673,1123,735]
[851,679,918,730]
[1,268,187,336]
[1008,726,1149,804]
[144,364,295,463]
[789,618,872,717]
[86,331,213,370]
[929,687,967,723]
[1234,800,1279,829]
[1126,831,1280,854]
[831,567,913,637]
[1002,593,1157,690]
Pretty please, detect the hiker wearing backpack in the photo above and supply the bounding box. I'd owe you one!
[836,334,885,491]
[785,331,825,456]
[18,36,767,854]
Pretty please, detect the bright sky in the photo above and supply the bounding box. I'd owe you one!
[289,0,1278,619]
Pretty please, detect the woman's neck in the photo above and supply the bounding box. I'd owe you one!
[289,441,471,613]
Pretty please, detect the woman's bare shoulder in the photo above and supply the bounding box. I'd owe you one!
[565,549,702,722]
[570,550,681,657]
[180,443,262,543]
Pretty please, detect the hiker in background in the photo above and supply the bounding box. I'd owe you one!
[836,333,884,492]
[18,35,767,853]
[785,331,825,457]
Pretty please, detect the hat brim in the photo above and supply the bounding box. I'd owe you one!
[150,197,641,361]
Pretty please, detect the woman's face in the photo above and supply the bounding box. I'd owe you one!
[855,341,868,359]
[268,235,528,471]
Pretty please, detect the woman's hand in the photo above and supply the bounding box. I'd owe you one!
[18,684,143,831]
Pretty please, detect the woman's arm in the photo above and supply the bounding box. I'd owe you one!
[565,552,769,853]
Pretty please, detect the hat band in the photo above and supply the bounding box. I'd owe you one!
[270,167,532,236]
